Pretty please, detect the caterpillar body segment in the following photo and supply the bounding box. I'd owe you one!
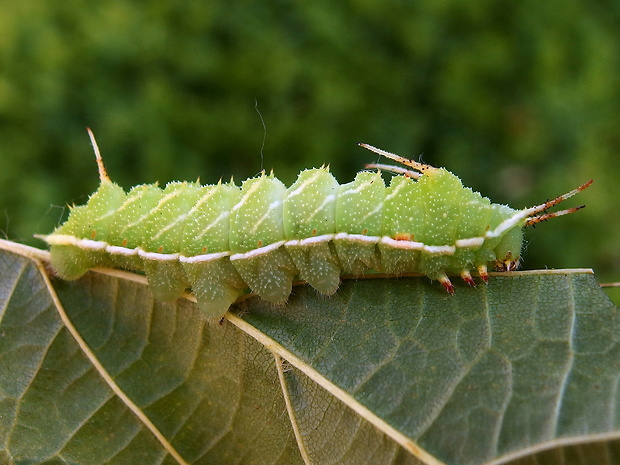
[39,136,591,318]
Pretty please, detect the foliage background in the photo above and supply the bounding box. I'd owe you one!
[1,0,618,301]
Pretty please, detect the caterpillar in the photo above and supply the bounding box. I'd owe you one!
[38,130,592,318]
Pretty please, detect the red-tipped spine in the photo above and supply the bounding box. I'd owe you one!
[439,276,455,295]
[477,265,489,284]
[461,270,477,287]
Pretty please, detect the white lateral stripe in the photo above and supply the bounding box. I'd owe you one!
[45,229,493,264]
[285,234,335,247]
[424,245,457,254]
[43,234,79,246]
[380,237,456,254]
[179,251,230,263]
[485,212,528,238]
[380,236,424,250]
[455,237,485,248]
[299,233,335,245]
[79,239,107,250]
[229,240,287,261]
[138,249,180,261]
[334,233,381,244]
[106,245,139,256]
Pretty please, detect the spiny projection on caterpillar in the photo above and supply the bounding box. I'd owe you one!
[38,130,592,318]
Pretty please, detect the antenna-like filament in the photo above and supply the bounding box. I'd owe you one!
[358,143,434,179]
[87,127,111,184]
[364,163,421,179]
[524,180,593,226]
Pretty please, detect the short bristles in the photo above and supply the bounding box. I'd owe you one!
[505,260,517,271]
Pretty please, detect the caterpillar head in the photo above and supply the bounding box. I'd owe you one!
[493,227,523,271]
[492,179,593,272]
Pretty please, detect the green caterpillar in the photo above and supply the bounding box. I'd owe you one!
[39,130,591,318]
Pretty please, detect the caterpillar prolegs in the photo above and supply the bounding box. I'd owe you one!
[39,131,592,318]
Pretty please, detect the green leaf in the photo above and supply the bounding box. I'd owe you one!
[1,239,618,465]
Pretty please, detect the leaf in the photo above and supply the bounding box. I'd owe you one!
[1,238,618,465]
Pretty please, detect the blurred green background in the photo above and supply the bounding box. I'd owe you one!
[1,0,618,302]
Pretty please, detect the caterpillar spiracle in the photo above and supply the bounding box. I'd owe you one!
[38,130,592,318]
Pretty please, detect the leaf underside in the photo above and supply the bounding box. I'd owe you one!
[0,240,618,465]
